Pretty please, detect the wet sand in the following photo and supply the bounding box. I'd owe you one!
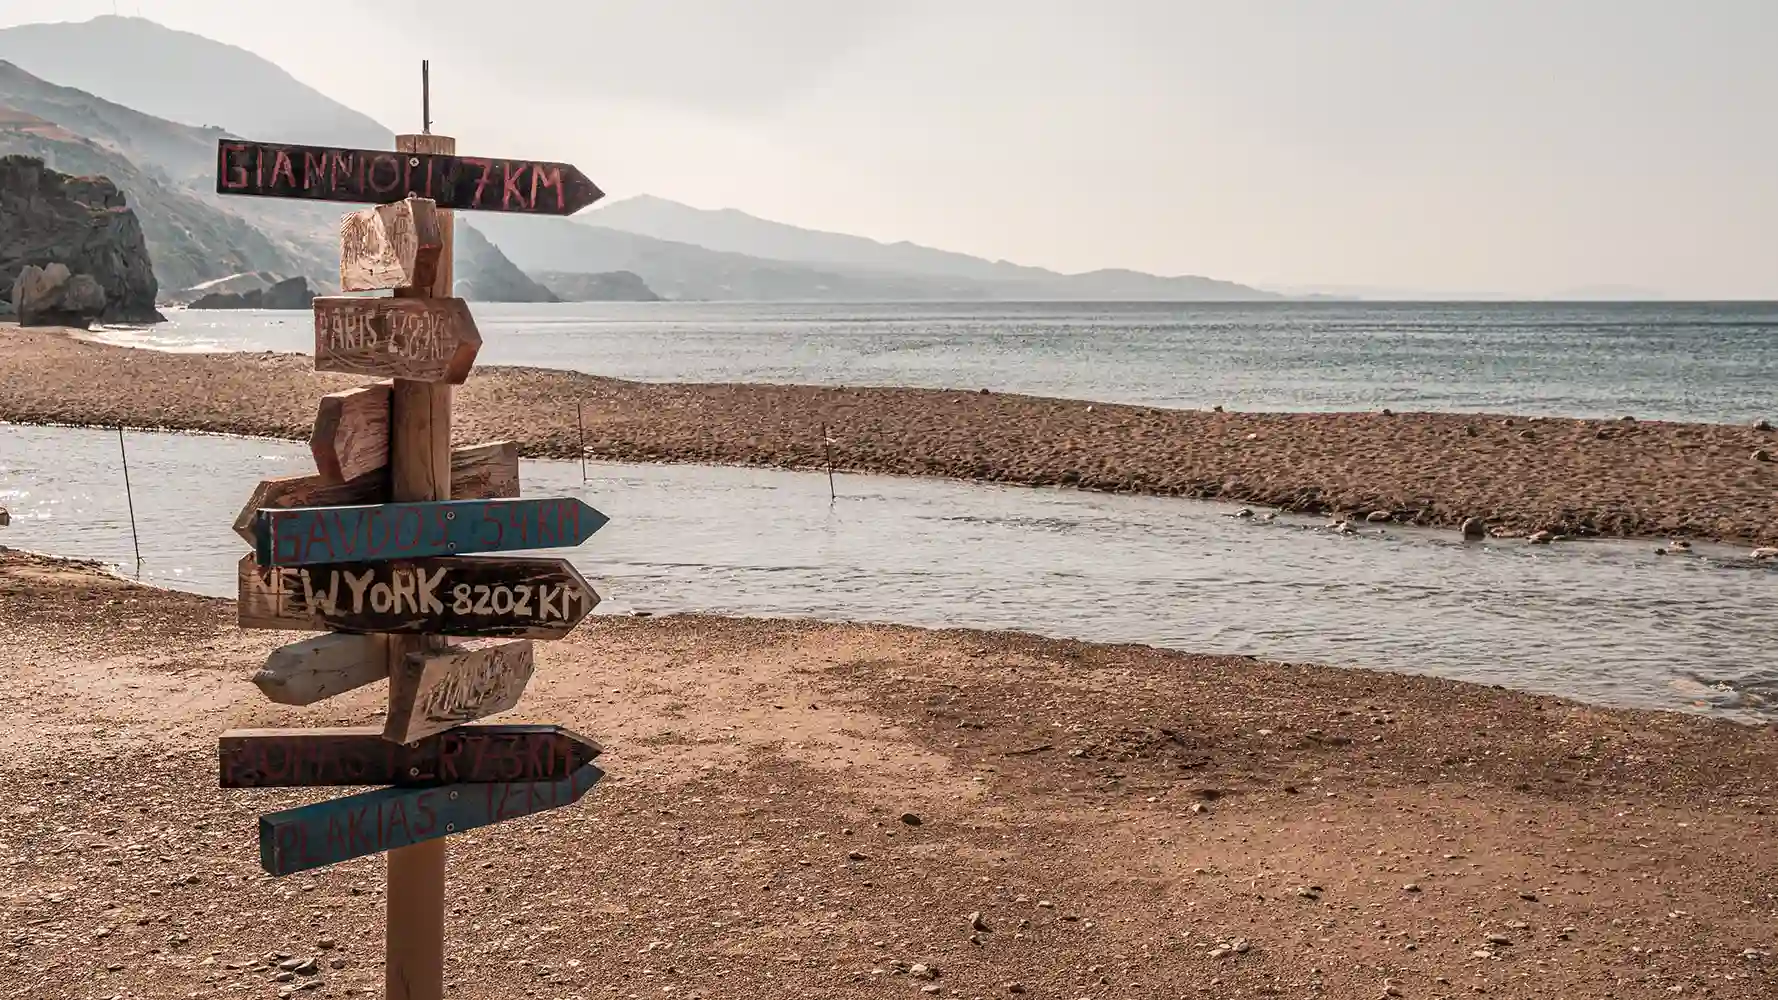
[0,549,1773,998]
[2,324,1776,544]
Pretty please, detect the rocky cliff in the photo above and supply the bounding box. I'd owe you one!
[0,153,161,323]
[455,222,561,303]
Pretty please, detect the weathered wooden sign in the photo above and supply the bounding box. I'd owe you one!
[341,197,442,292]
[254,497,606,567]
[254,633,387,707]
[314,297,481,384]
[216,140,604,215]
[311,381,391,483]
[236,555,598,639]
[231,441,520,546]
[219,724,601,788]
[258,761,604,876]
[385,638,535,743]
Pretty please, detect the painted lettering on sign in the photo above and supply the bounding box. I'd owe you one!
[312,297,481,384]
[219,724,601,788]
[385,639,536,743]
[258,762,605,876]
[236,554,598,639]
[215,140,603,216]
[255,497,606,567]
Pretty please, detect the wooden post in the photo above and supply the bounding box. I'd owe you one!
[385,130,455,1000]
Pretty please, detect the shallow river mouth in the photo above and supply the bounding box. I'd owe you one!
[2,423,1772,723]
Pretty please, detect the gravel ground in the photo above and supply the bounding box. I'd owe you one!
[0,549,1773,999]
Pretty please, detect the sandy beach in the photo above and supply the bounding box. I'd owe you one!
[2,325,1775,545]
[0,549,1771,999]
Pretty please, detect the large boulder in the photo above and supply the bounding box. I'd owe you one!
[0,155,162,324]
[188,275,314,310]
[260,276,315,309]
[10,262,107,327]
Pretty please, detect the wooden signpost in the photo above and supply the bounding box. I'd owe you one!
[215,81,608,1000]
[314,296,482,384]
[253,496,607,565]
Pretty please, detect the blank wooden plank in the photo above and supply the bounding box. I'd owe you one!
[313,297,481,384]
[253,633,388,707]
[235,554,598,639]
[218,723,602,788]
[449,440,519,501]
[383,638,535,744]
[310,381,392,484]
[340,197,441,292]
[256,762,605,876]
[230,440,520,546]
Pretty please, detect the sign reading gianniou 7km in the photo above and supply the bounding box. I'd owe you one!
[215,140,604,215]
[213,103,612,1000]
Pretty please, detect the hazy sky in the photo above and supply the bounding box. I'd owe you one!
[4,0,1775,297]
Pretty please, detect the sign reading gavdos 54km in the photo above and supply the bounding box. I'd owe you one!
[216,140,604,215]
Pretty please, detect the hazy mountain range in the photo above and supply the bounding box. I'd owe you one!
[0,15,1284,303]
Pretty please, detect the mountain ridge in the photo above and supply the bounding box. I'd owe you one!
[581,194,1279,301]
[1,14,1280,303]
[0,16,391,148]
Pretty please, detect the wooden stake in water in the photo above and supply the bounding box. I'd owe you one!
[117,426,142,573]
[822,423,837,502]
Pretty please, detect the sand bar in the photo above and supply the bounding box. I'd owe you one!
[2,325,1775,544]
[0,549,1772,997]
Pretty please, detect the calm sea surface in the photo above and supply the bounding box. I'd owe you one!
[3,425,1773,724]
[91,300,1778,423]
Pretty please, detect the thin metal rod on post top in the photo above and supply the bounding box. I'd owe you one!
[422,60,431,135]
[117,426,142,573]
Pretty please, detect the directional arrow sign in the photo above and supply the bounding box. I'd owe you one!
[257,761,604,876]
[385,638,535,743]
[340,196,441,292]
[253,497,606,567]
[253,633,387,707]
[215,140,603,215]
[314,296,481,383]
[219,724,602,788]
[236,554,599,639]
[231,440,520,546]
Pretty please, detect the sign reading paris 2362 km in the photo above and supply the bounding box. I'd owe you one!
[215,140,604,215]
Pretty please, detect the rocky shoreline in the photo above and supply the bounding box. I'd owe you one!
[3,324,1776,545]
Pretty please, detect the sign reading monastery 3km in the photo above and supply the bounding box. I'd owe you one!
[215,140,604,215]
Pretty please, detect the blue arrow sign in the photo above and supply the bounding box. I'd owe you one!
[258,761,604,876]
[253,496,607,566]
